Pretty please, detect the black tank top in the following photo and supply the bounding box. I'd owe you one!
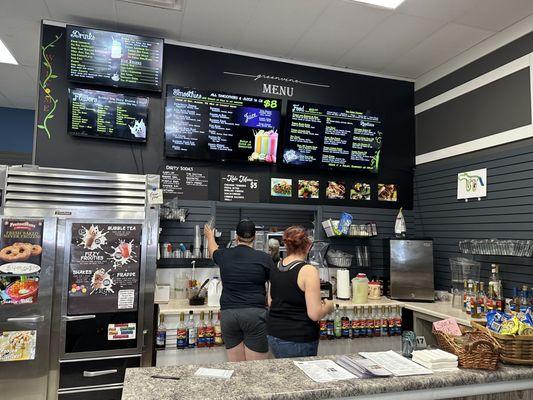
[267,260,319,342]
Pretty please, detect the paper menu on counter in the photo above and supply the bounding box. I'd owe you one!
[194,368,234,379]
[359,351,433,377]
[294,360,357,383]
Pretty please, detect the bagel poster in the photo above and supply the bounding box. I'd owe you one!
[0,219,44,305]
[67,223,142,315]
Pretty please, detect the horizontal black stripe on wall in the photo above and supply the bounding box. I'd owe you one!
[415,31,533,105]
[414,142,533,298]
[416,68,531,155]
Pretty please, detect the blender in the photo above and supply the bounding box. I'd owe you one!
[309,240,333,300]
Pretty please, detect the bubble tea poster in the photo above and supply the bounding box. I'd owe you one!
[67,223,142,314]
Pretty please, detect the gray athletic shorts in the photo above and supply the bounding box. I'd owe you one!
[220,308,268,353]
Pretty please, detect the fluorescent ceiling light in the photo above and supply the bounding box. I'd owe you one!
[351,0,405,9]
[0,39,18,65]
[118,0,184,11]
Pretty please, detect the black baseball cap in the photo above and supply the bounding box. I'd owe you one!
[236,219,256,239]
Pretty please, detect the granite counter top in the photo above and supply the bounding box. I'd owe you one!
[122,354,533,400]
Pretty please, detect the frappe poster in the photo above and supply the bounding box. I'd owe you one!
[0,219,44,305]
[67,223,142,314]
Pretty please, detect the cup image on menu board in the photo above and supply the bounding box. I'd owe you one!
[378,184,398,202]
[298,180,319,199]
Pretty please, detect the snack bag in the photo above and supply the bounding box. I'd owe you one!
[337,212,353,235]
[518,311,533,336]
[500,316,520,335]
[486,310,511,334]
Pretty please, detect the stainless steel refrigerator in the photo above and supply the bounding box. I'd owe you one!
[0,165,160,400]
[389,239,435,302]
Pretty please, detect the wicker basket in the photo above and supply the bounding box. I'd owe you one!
[471,321,533,365]
[432,326,501,370]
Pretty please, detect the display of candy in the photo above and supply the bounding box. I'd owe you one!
[487,308,533,336]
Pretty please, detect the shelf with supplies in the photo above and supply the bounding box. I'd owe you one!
[459,239,533,258]
[322,219,378,239]
[157,258,216,268]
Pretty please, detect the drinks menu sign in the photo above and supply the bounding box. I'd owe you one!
[161,165,209,200]
[282,101,383,172]
[67,25,163,91]
[165,85,281,163]
[67,223,142,315]
[0,219,44,305]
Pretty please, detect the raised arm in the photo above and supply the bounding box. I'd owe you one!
[298,265,334,321]
[204,224,219,258]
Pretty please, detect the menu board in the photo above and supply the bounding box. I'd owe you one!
[0,219,44,305]
[67,25,163,91]
[68,88,149,142]
[67,223,142,315]
[221,173,260,202]
[282,101,383,172]
[161,165,209,200]
[165,85,281,163]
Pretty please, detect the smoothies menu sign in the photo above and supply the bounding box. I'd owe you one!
[67,25,163,91]
[68,223,142,315]
[0,219,44,305]
[164,85,281,163]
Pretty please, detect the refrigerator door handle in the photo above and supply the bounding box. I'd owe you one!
[83,369,118,377]
[63,315,96,321]
[6,315,44,323]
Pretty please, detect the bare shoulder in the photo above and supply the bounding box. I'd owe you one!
[299,264,319,277]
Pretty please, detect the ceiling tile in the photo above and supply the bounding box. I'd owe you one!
[116,0,183,39]
[454,0,533,31]
[288,0,392,65]
[44,0,117,27]
[0,64,37,109]
[180,0,259,48]
[236,0,332,57]
[0,90,15,108]
[382,23,494,78]
[0,19,41,67]
[397,0,479,23]
[0,0,50,23]
[338,13,446,72]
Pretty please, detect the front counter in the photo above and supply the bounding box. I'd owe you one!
[123,354,533,400]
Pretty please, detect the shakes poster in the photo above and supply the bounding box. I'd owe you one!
[68,223,142,314]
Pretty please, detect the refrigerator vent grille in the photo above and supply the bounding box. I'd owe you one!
[3,166,148,211]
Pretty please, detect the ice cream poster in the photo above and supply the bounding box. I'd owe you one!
[67,223,142,315]
[457,168,487,200]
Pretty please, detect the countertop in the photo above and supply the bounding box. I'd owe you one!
[122,354,533,400]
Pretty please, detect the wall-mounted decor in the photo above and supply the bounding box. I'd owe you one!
[457,168,487,200]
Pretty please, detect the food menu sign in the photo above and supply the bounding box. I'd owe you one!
[67,25,163,91]
[68,223,142,315]
[0,219,44,305]
[282,101,383,172]
[68,88,149,142]
[165,85,281,163]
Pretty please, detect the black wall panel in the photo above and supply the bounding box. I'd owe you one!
[416,68,531,155]
[414,139,533,297]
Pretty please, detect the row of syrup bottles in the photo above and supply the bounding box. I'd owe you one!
[156,310,224,350]
[319,305,402,339]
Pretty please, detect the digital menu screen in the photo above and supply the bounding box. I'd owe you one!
[282,101,383,172]
[67,25,163,91]
[165,85,281,163]
[68,88,149,142]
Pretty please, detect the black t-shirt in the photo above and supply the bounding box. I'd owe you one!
[213,245,273,310]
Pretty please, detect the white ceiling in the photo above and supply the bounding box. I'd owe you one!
[0,0,532,109]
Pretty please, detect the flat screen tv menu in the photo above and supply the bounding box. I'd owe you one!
[68,88,149,142]
[164,85,281,163]
[67,25,163,91]
[282,101,383,172]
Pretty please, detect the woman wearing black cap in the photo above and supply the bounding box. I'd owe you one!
[204,219,273,362]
